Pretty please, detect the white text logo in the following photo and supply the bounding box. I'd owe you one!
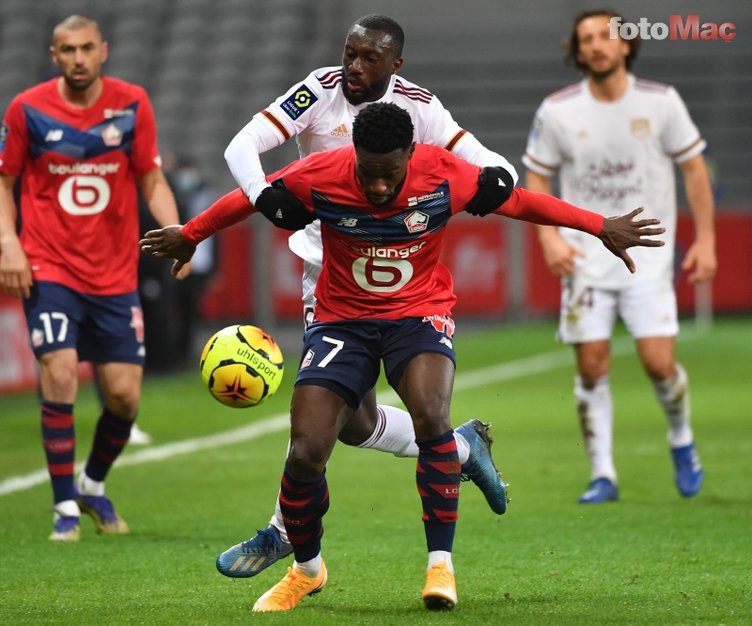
[609,15,736,43]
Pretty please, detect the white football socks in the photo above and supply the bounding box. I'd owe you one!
[270,496,289,543]
[294,553,323,578]
[77,471,105,497]
[653,363,693,448]
[427,550,454,574]
[574,375,617,482]
[54,499,80,518]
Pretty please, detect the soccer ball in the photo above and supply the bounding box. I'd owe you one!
[199,324,284,408]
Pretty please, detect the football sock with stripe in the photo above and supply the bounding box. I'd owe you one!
[416,430,460,552]
[279,465,330,563]
[41,400,76,503]
[85,408,134,481]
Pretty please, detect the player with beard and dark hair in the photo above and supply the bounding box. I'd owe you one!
[524,10,716,504]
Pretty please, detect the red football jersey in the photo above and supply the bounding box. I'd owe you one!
[271,144,478,321]
[0,76,161,294]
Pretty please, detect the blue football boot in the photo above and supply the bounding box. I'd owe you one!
[671,442,704,497]
[216,526,293,578]
[578,477,619,503]
[455,419,508,515]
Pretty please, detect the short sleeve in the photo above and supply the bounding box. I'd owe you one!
[130,89,162,176]
[660,86,706,163]
[257,70,326,141]
[522,100,561,176]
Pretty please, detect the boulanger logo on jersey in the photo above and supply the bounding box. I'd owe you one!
[280,85,318,120]
[58,176,111,215]
[49,162,119,216]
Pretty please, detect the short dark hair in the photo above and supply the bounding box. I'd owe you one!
[352,103,414,153]
[564,9,640,71]
[352,14,405,57]
[52,14,103,45]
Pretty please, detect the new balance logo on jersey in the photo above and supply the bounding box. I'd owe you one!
[330,124,349,137]
[45,129,63,142]
[337,217,358,227]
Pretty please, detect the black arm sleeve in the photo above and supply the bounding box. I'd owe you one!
[254,183,314,231]
[465,166,516,217]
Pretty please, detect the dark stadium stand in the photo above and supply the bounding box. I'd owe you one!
[1,0,748,205]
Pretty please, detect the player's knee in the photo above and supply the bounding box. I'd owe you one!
[410,409,450,439]
[578,359,609,386]
[287,439,329,478]
[102,388,140,419]
[286,453,326,480]
[38,359,78,401]
[645,359,676,382]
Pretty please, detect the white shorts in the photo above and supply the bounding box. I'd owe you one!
[557,276,679,343]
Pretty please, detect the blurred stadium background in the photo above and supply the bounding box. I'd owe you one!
[1,0,750,390]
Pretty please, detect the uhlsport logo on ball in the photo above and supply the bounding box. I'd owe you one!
[200,325,284,408]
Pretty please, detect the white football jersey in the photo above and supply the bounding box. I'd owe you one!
[523,74,705,289]
[254,66,514,264]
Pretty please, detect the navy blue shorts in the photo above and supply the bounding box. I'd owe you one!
[295,316,456,409]
[23,281,145,365]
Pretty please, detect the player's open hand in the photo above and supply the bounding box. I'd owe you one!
[598,207,665,273]
[139,225,196,277]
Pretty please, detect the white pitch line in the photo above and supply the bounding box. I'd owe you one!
[0,335,644,497]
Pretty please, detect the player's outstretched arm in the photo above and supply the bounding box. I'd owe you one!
[140,187,254,276]
[598,207,665,273]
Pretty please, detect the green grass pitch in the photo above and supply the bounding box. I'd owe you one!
[0,318,750,624]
